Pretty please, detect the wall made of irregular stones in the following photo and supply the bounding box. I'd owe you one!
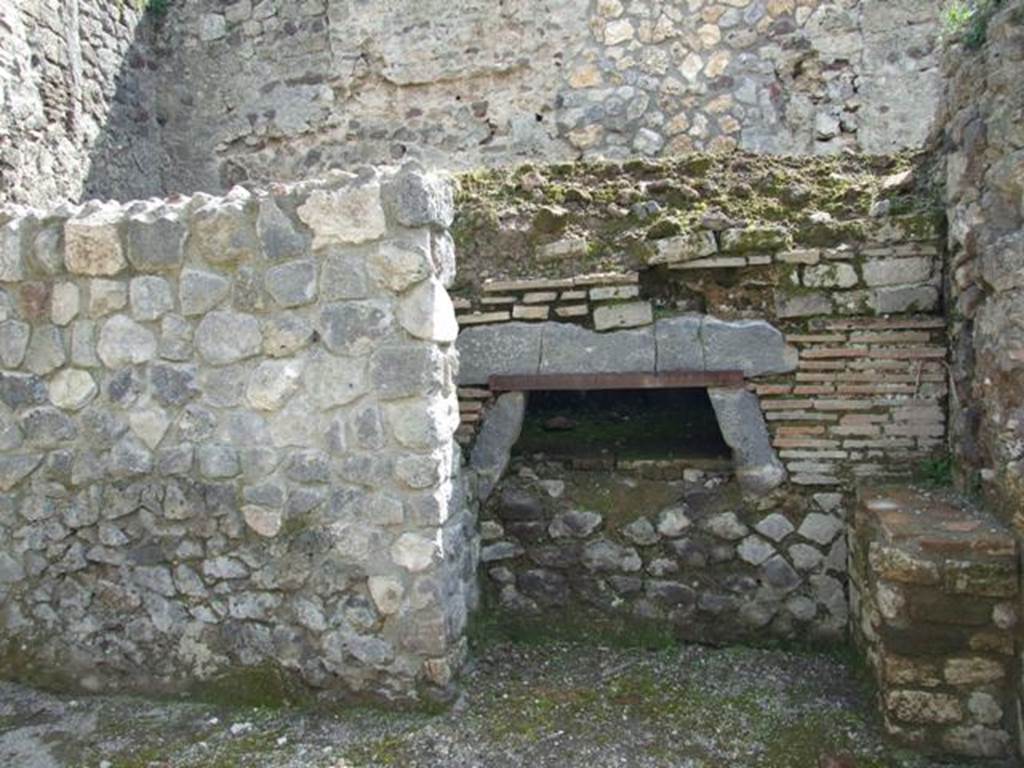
[0,166,477,704]
[0,0,166,207]
[937,2,1024,526]
[152,0,945,196]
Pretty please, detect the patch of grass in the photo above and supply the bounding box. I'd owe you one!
[943,0,1005,48]
[916,454,954,487]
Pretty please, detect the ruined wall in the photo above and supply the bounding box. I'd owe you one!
[0,0,166,207]
[451,155,949,642]
[154,0,945,196]
[938,2,1024,525]
[0,166,477,703]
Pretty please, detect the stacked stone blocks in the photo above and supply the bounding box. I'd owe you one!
[850,486,1018,758]
[0,166,476,702]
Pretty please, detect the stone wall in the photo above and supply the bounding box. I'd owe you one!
[451,156,950,643]
[148,0,944,196]
[850,486,1018,758]
[0,0,165,207]
[0,165,477,704]
[937,1,1024,525]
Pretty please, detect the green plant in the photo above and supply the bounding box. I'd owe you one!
[917,455,954,487]
[943,0,1005,49]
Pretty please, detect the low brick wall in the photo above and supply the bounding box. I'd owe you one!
[0,165,476,703]
[850,486,1019,758]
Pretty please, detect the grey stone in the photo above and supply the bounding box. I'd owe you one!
[870,285,939,313]
[50,282,79,325]
[97,315,157,368]
[582,539,642,573]
[246,359,303,411]
[150,363,199,407]
[321,249,371,300]
[180,269,230,316]
[803,262,858,289]
[195,311,261,364]
[48,369,97,411]
[622,517,659,546]
[456,322,543,385]
[203,556,248,580]
[187,199,259,264]
[646,580,696,607]
[298,183,388,247]
[432,231,456,288]
[319,301,393,357]
[125,216,185,272]
[71,320,100,366]
[540,323,656,375]
[549,509,603,539]
[704,512,748,540]
[305,353,367,408]
[0,320,30,367]
[592,301,654,331]
[369,344,444,400]
[129,276,174,321]
[649,231,718,265]
[786,595,817,621]
[369,238,432,293]
[862,257,933,287]
[655,316,703,371]
[243,506,283,537]
[0,373,47,410]
[708,388,786,494]
[702,317,797,377]
[198,444,240,479]
[392,532,438,570]
[755,513,795,542]
[265,259,318,307]
[261,313,313,358]
[397,278,458,342]
[64,214,126,275]
[22,406,76,445]
[470,392,525,500]
[518,568,568,605]
[797,513,843,545]
[0,453,42,490]
[656,504,692,537]
[109,436,153,477]
[941,725,1011,758]
[31,226,63,276]
[258,198,308,263]
[128,408,171,450]
[761,555,801,592]
[24,325,66,375]
[498,487,544,521]
[0,552,25,583]
[384,167,454,228]
[775,291,833,318]
[88,279,128,317]
[351,403,386,450]
[738,535,775,565]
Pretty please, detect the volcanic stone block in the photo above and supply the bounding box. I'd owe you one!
[708,388,786,493]
[456,322,543,385]
[539,322,655,375]
[702,317,797,377]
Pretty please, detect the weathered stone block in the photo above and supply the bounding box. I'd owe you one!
[456,322,543,385]
[540,323,656,375]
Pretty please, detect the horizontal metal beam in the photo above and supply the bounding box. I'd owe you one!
[488,370,745,392]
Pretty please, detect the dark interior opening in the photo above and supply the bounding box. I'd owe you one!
[513,388,731,463]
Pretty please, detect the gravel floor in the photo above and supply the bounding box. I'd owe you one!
[0,641,990,768]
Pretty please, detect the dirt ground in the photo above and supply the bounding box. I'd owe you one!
[0,640,991,768]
